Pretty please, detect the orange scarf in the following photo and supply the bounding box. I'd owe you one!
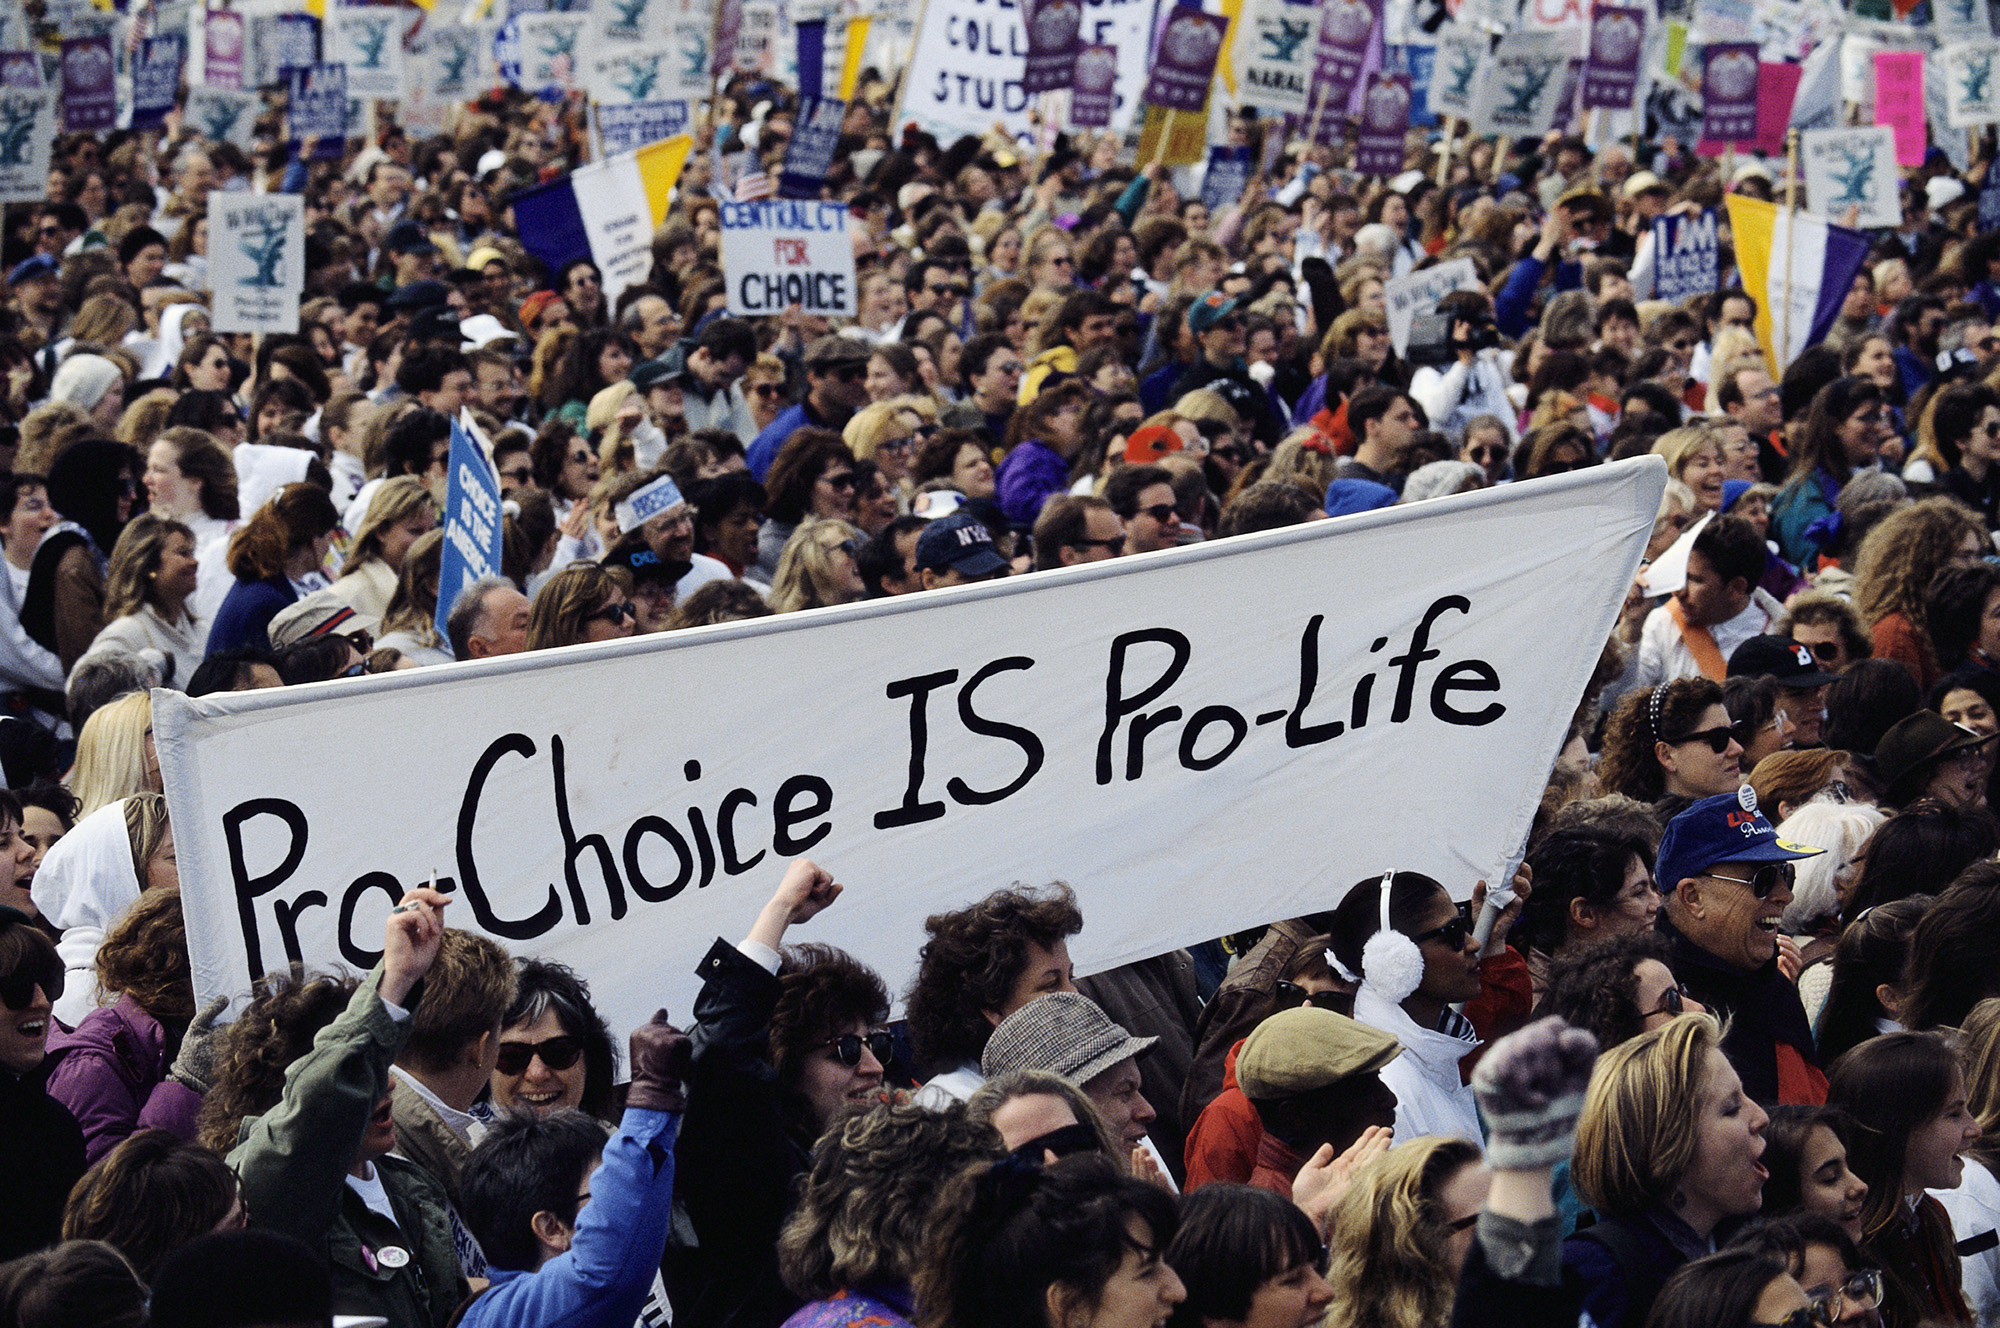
[1667,598,1728,680]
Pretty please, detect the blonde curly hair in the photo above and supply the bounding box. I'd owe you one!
[1322,1135,1485,1328]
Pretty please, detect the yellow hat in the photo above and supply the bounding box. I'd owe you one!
[1236,1007,1402,1100]
[464,246,507,273]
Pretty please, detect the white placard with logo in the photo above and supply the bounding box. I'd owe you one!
[207,190,305,334]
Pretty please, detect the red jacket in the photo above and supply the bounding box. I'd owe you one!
[1183,1040,1262,1191]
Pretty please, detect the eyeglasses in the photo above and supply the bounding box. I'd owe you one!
[1138,503,1179,524]
[1069,536,1125,553]
[587,601,637,626]
[1412,901,1476,950]
[831,365,868,382]
[1752,1305,1836,1328]
[821,1030,894,1067]
[750,381,785,398]
[1470,445,1508,462]
[495,1035,585,1075]
[929,283,969,297]
[1274,980,1344,1012]
[821,471,857,490]
[500,466,533,485]
[1646,983,1694,1018]
[878,437,913,454]
[1668,722,1751,753]
[1802,639,1841,662]
[1808,1269,1883,1325]
[1703,861,1796,899]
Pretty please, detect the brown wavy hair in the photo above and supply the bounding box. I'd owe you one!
[1853,496,1985,649]
[769,942,890,1135]
[195,968,358,1155]
[62,1130,237,1282]
[903,883,1084,1077]
[224,482,338,582]
[93,885,193,1026]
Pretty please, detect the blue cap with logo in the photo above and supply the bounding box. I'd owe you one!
[915,509,1007,577]
[1655,787,1822,891]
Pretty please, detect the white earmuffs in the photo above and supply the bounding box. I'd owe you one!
[1360,869,1426,1004]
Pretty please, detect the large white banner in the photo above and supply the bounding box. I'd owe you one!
[157,462,1663,1039]
[897,0,1160,138]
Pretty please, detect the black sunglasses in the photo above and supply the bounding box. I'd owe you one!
[495,1035,585,1075]
[830,365,868,382]
[751,381,785,397]
[1647,983,1694,1018]
[0,946,61,1011]
[821,472,858,490]
[1802,639,1840,662]
[1412,900,1476,950]
[1274,980,1344,1012]
[821,1030,894,1067]
[1703,861,1796,899]
[587,601,637,626]
[1138,503,1178,524]
[1668,721,1751,753]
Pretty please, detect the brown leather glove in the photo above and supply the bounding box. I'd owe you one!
[625,1009,693,1113]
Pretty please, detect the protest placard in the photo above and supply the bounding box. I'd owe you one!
[1651,210,1720,305]
[327,5,404,98]
[1982,162,2000,231]
[1142,7,1228,113]
[207,191,304,335]
[0,1,29,55]
[426,25,486,103]
[1581,5,1644,109]
[777,94,844,198]
[0,53,39,90]
[1874,50,1926,165]
[518,12,587,90]
[1698,43,1759,145]
[1750,62,1801,155]
[722,198,857,317]
[1935,0,1992,41]
[131,34,185,130]
[204,8,245,89]
[1384,256,1483,357]
[158,460,1666,1040]
[1404,42,1439,125]
[597,0,671,46]
[288,64,349,158]
[1231,0,1319,114]
[898,0,1154,137]
[1428,25,1487,119]
[1022,0,1082,94]
[596,101,693,155]
[59,36,113,132]
[249,12,320,88]
[1315,0,1380,109]
[1357,73,1411,175]
[589,50,672,105]
[1469,29,1577,139]
[1200,146,1251,213]
[433,417,505,652]
[1069,43,1118,126]
[1939,42,2000,128]
[186,87,259,149]
[1801,126,1898,227]
[0,87,54,202]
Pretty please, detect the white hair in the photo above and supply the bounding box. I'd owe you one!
[1774,800,1887,932]
[1351,223,1398,261]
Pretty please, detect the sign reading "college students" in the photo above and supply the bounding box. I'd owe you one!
[720,198,858,316]
[157,460,1665,1040]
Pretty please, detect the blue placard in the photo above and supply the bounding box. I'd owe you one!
[598,99,691,155]
[1982,165,2000,233]
[131,33,184,128]
[1200,145,1251,213]
[1404,44,1439,127]
[777,94,843,199]
[287,62,348,159]
[1652,209,1720,305]
[434,417,506,654]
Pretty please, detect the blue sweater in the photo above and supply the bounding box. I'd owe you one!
[206,576,296,655]
[460,1108,681,1328]
[995,438,1068,528]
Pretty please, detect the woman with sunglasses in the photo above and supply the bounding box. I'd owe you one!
[965,1069,1128,1166]
[1770,378,1890,567]
[1329,870,1531,1144]
[743,354,792,435]
[1759,1110,1870,1243]
[769,518,867,614]
[486,957,619,1121]
[1167,1183,1335,1328]
[0,903,85,1262]
[1828,1031,1981,1328]
[675,858,899,1328]
[523,563,637,651]
[1931,384,2000,529]
[758,428,859,583]
[1598,677,1746,808]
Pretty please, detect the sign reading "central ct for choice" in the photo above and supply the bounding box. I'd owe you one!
[721,199,859,317]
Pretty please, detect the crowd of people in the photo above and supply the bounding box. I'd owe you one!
[0,25,1998,1328]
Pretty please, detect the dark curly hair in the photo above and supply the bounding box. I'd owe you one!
[904,884,1085,1078]
[1597,677,1726,802]
[770,943,891,1131]
[501,957,620,1122]
[196,968,358,1155]
[1517,825,1655,956]
[1535,929,1672,1053]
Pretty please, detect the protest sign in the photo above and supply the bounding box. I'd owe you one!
[1801,126,1899,227]
[1230,0,1319,114]
[327,5,404,98]
[1727,194,1871,370]
[1069,43,1118,126]
[796,18,826,98]
[1874,50,1925,165]
[1428,25,1486,119]
[426,25,486,103]
[1983,162,2000,231]
[1200,146,1251,213]
[250,13,320,88]
[518,12,587,90]
[722,199,857,317]
[1935,0,1992,41]
[1698,42,1759,145]
[204,8,245,89]
[186,87,259,149]
[1405,42,1438,125]
[1581,5,1644,109]
[131,35,185,129]
[1469,29,1577,138]
[1750,62,1801,155]
[1939,42,2000,127]
[596,101,693,155]
[59,36,113,132]
[778,95,845,198]
[1651,210,1720,305]
[1143,7,1228,112]
[1022,0,1082,94]
[433,418,504,652]
[0,53,39,90]
[0,1,28,54]
[597,0,671,45]
[1136,102,1209,164]
[1356,73,1411,174]
[158,459,1667,1040]
[588,49,673,105]
[898,0,1155,137]
[1384,256,1482,357]
[1315,0,1380,109]
[288,65,349,158]
[207,191,304,335]
[0,87,54,203]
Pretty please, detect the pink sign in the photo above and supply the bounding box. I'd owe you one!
[1751,61,1801,156]
[1873,51,1925,166]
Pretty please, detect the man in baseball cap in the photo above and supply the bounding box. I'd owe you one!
[1727,635,1840,748]
[982,991,1159,1151]
[914,510,1008,590]
[1655,788,1825,1104]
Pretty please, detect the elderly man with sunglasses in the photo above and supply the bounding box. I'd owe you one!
[1654,789,1828,1106]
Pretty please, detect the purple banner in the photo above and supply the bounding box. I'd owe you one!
[1581,5,1645,109]
[1314,0,1379,109]
[60,35,114,132]
[710,0,741,75]
[1143,6,1227,112]
[1023,0,1082,94]
[1069,43,1117,125]
[1700,42,1760,144]
[0,51,40,89]
[1551,57,1583,132]
[1355,71,1409,175]
[206,8,246,90]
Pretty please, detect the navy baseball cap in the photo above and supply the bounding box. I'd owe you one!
[915,510,1007,576]
[1655,788,1822,891]
[6,253,56,285]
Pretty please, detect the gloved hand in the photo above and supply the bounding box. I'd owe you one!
[168,996,230,1096]
[1470,1015,1598,1171]
[624,1009,693,1114]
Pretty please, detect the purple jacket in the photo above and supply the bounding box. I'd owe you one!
[45,994,202,1163]
[995,438,1069,528]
